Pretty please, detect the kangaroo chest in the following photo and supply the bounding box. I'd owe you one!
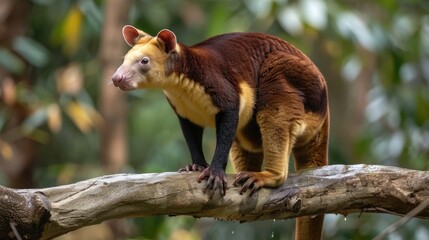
[163,76,219,127]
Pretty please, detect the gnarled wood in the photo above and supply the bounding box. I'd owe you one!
[0,164,428,239]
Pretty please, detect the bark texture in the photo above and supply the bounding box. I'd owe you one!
[0,164,428,239]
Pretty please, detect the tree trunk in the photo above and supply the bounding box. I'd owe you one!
[98,0,132,173]
[98,1,133,238]
[0,164,428,240]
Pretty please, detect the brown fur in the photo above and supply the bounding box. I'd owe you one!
[112,26,329,240]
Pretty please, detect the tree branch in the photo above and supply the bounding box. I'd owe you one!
[1,164,428,239]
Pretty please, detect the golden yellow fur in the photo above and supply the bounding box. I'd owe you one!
[163,75,220,127]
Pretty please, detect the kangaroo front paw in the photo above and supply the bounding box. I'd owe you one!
[197,167,227,198]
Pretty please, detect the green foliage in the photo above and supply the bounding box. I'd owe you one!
[1,0,428,239]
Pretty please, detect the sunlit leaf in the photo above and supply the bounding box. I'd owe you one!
[86,103,103,129]
[1,77,16,106]
[365,94,389,123]
[335,12,376,51]
[56,63,83,95]
[62,6,83,55]
[341,56,362,82]
[244,0,272,19]
[300,0,327,30]
[47,103,62,133]
[278,6,303,36]
[422,16,429,55]
[0,139,13,161]
[65,100,102,133]
[66,101,91,132]
[12,36,49,67]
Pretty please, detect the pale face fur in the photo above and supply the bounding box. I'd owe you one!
[112,38,171,90]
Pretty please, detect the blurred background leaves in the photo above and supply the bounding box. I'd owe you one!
[0,0,428,239]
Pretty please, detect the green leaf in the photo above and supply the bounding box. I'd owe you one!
[12,36,49,67]
[0,48,25,74]
[78,0,103,31]
[0,111,7,131]
[22,107,48,134]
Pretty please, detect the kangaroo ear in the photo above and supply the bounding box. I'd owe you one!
[156,29,177,53]
[122,25,151,47]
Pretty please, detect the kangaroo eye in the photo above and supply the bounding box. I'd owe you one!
[140,57,149,65]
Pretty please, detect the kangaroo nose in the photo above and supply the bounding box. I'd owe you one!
[112,73,124,86]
